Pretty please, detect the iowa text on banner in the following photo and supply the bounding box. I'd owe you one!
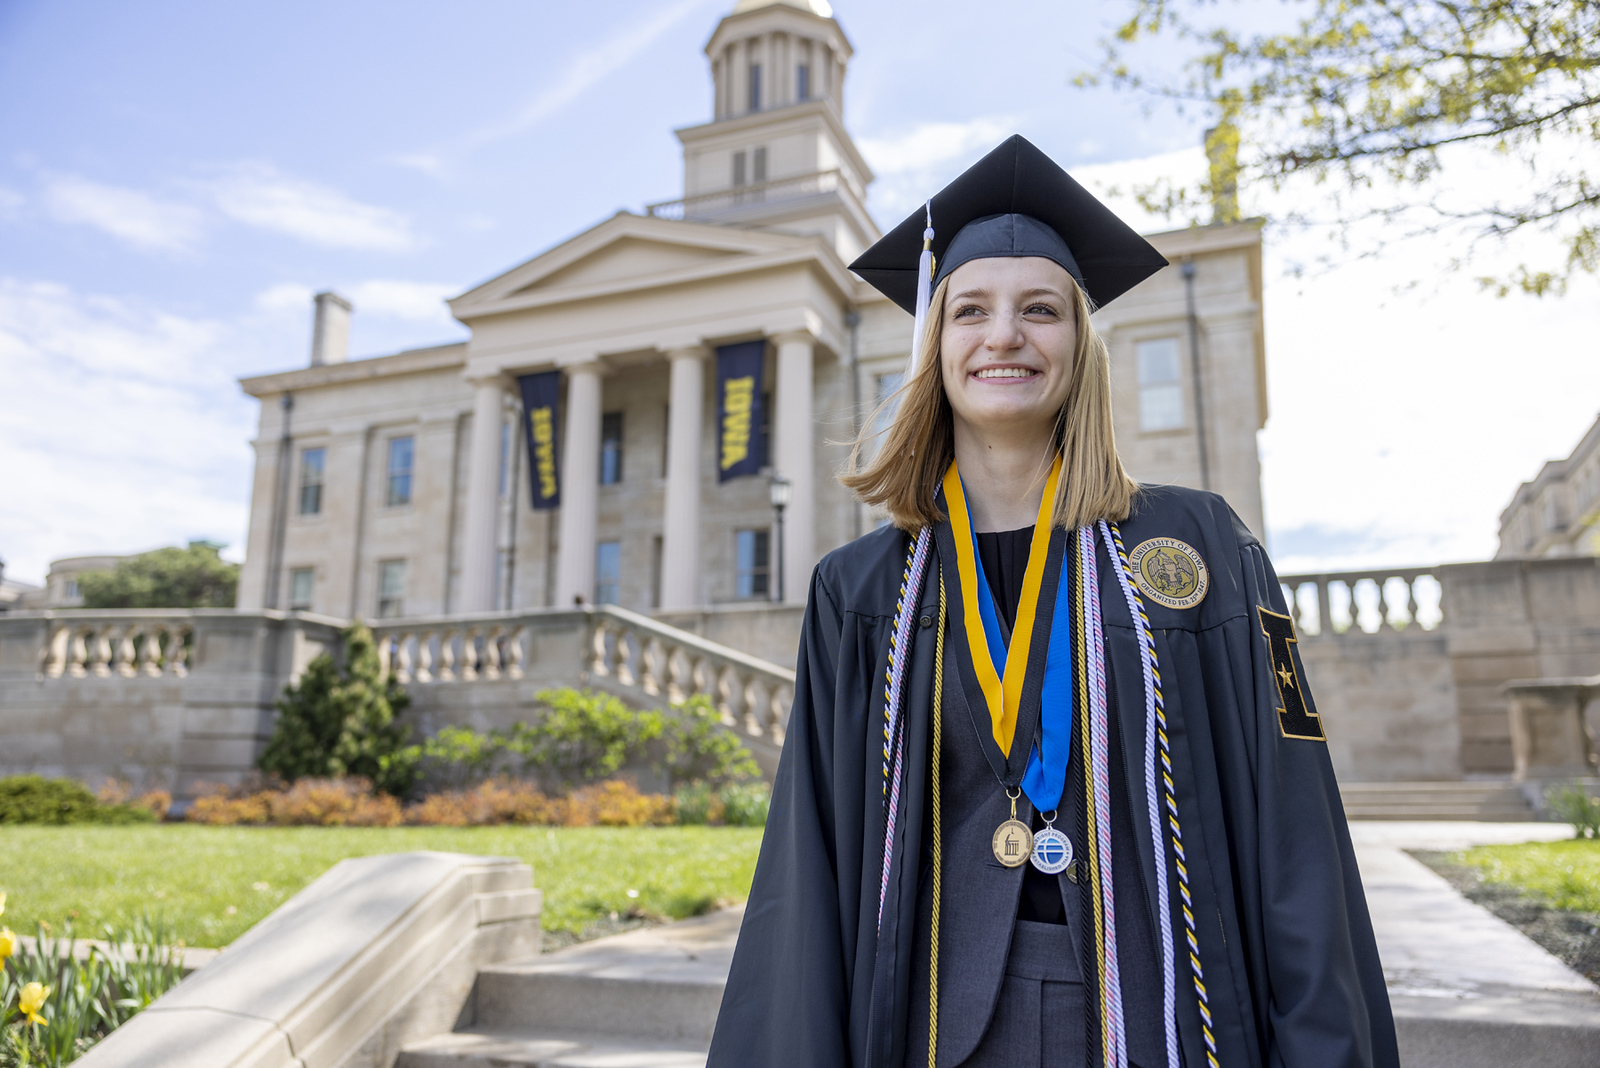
[716,340,765,482]
[517,371,562,510]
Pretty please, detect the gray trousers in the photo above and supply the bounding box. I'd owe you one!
[906,919,1087,1068]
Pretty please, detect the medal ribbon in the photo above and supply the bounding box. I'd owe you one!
[942,457,1074,812]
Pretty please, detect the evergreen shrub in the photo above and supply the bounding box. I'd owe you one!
[0,777,155,826]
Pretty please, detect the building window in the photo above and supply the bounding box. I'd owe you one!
[651,535,664,608]
[600,412,624,485]
[299,447,326,515]
[595,541,621,605]
[735,529,770,600]
[289,568,314,611]
[1136,338,1184,431]
[661,404,671,478]
[733,150,747,187]
[748,63,762,111]
[874,372,906,438]
[64,578,80,601]
[753,146,768,183]
[378,560,406,618]
[796,64,810,100]
[386,436,415,506]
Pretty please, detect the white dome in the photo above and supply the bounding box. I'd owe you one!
[730,0,834,17]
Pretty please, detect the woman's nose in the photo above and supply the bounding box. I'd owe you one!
[983,311,1026,351]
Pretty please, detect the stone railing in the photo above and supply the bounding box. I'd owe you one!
[1503,674,1600,780]
[31,610,195,679]
[1277,567,1445,639]
[370,604,796,755]
[645,169,847,222]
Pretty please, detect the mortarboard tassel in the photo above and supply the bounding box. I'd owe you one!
[908,200,934,372]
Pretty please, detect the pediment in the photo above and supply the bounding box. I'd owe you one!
[508,236,739,297]
[450,212,810,318]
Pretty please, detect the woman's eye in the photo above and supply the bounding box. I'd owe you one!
[953,304,982,319]
[1025,304,1058,317]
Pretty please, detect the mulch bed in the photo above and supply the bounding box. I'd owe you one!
[1411,849,1600,986]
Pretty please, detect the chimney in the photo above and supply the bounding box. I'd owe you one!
[310,291,352,366]
[1204,123,1240,225]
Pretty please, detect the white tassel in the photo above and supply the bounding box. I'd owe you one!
[907,200,935,373]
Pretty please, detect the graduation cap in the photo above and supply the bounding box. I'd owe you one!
[849,135,1169,369]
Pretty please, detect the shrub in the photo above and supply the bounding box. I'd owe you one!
[1545,783,1600,839]
[404,779,556,826]
[525,689,664,791]
[563,780,677,827]
[0,777,155,826]
[718,781,771,827]
[187,778,402,827]
[257,622,416,796]
[659,696,761,789]
[672,781,721,826]
[95,783,171,822]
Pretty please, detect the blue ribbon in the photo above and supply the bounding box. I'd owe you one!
[970,529,1074,813]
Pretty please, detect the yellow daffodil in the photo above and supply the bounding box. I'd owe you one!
[0,891,6,917]
[0,927,15,961]
[18,982,49,1026]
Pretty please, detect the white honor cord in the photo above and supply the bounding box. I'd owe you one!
[1101,520,1181,1068]
[908,200,934,374]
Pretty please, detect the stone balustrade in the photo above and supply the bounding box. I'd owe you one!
[33,611,195,679]
[645,168,846,221]
[370,604,796,759]
[1277,568,1445,639]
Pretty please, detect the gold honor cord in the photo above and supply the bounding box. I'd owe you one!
[940,456,1062,754]
[927,575,947,1068]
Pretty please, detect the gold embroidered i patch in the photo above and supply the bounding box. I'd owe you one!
[1258,606,1325,741]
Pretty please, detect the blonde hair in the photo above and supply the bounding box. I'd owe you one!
[842,273,1138,531]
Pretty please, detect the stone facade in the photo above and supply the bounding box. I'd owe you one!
[1497,411,1600,558]
[234,0,1269,633]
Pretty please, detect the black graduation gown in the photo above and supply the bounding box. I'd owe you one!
[706,485,1399,1068]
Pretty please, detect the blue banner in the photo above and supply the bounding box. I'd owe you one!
[517,371,562,510]
[716,341,765,482]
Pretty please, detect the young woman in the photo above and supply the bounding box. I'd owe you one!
[707,136,1398,1068]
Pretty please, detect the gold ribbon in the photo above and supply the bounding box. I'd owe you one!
[941,455,1061,755]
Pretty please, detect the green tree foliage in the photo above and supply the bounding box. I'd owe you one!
[257,623,416,796]
[658,695,761,790]
[78,542,239,609]
[526,689,665,791]
[1090,0,1600,293]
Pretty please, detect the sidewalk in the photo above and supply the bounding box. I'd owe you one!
[1349,821,1600,1068]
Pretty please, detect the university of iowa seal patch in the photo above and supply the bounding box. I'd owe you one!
[1128,537,1209,610]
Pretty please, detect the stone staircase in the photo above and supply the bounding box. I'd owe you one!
[396,907,740,1068]
[1339,780,1535,821]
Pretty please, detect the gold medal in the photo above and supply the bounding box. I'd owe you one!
[992,788,1033,867]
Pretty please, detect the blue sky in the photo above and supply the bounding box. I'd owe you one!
[3,0,1598,585]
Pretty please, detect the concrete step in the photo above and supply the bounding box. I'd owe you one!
[1392,991,1600,1068]
[396,1029,708,1068]
[1340,782,1535,821]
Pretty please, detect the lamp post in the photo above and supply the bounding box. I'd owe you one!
[769,475,791,603]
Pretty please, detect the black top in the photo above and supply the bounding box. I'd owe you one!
[975,524,1066,924]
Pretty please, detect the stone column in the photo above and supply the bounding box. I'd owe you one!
[459,377,509,613]
[555,362,605,606]
[772,331,816,605]
[660,346,710,610]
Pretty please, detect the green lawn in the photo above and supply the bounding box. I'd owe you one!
[1455,839,1600,913]
[0,825,764,947]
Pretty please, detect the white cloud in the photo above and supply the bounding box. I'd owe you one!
[254,281,316,315]
[211,164,414,251]
[42,175,205,252]
[344,280,458,325]
[859,117,1016,220]
[0,279,254,583]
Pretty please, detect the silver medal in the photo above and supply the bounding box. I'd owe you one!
[1030,826,1073,875]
